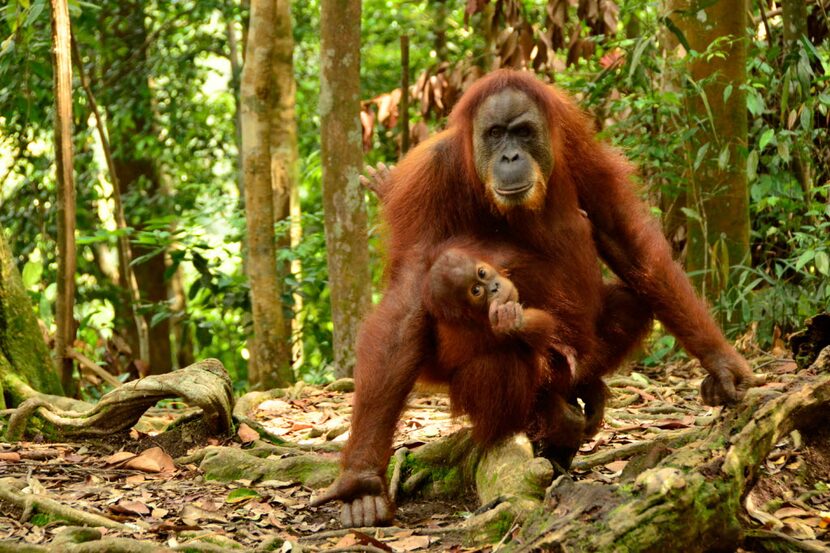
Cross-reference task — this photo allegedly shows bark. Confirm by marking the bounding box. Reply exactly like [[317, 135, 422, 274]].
[[50, 0, 77, 395], [320, 0, 371, 378], [241, 0, 293, 388], [0, 231, 63, 405], [678, 0, 750, 299], [100, 0, 172, 375], [271, 0, 302, 369]]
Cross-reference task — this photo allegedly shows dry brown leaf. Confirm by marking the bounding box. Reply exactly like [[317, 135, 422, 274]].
[[258, 399, 291, 413], [125, 474, 146, 485], [0, 452, 21, 462], [333, 533, 358, 548], [387, 535, 431, 551], [237, 423, 260, 444], [774, 507, 811, 519], [605, 460, 628, 473], [104, 451, 137, 465], [111, 499, 150, 516], [125, 447, 175, 474]]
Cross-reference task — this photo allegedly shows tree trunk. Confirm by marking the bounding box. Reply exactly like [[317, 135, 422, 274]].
[[241, 0, 294, 389], [50, 0, 77, 396], [679, 0, 750, 299], [320, 0, 371, 378], [0, 230, 63, 406], [100, 0, 172, 375], [271, 0, 302, 370]]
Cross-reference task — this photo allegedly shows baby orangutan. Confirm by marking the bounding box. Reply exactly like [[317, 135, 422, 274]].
[[422, 244, 585, 460]]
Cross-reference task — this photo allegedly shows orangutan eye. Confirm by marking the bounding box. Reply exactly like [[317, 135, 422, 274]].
[[471, 285, 483, 297], [513, 124, 532, 138], [489, 126, 505, 139], [477, 267, 487, 279]]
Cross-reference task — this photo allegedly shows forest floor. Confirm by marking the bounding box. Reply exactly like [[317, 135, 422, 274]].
[[1, 353, 829, 552]]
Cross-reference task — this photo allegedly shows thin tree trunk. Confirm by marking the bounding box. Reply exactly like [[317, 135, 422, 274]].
[[241, 0, 293, 389], [320, 0, 371, 378], [679, 0, 750, 299], [50, 0, 77, 395], [72, 39, 151, 367], [271, 0, 299, 370]]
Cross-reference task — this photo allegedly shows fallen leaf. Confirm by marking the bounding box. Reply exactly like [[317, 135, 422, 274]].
[[125, 447, 175, 473], [259, 399, 291, 413], [111, 499, 150, 516], [226, 488, 261, 504], [774, 507, 810, 519], [333, 534, 358, 548], [387, 535, 431, 551], [0, 452, 21, 462], [237, 423, 260, 443], [605, 460, 628, 473], [104, 451, 137, 465]]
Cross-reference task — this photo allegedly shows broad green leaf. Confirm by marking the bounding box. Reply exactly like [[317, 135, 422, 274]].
[[815, 251, 830, 276], [758, 129, 774, 151], [800, 107, 812, 131], [795, 249, 816, 271], [21, 260, 42, 289], [747, 149, 759, 181]]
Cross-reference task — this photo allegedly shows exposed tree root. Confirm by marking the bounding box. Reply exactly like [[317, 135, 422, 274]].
[[0, 478, 128, 531], [509, 346, 830, 552], [5, 359, 233, 441]]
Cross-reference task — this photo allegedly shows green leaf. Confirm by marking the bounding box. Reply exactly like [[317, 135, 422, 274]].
[[815, 251, 830, 276], [746, 91, 764, 116], [758, 129, 774, 151], [747, 149, 759, 181], [694, 143, 710, 170], [722, 84, 732, 103], [21, 260, 42, 289], [800, 107, 812, 131], [795, 250, 816, 271], [717, 145, 730, 170], [681, 207, 702, 222], [226, 488, 260, 503]]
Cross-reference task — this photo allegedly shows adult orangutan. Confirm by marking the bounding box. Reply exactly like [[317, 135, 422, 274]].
[[420, 241, 582, 453], [311, 69, 759, 527]]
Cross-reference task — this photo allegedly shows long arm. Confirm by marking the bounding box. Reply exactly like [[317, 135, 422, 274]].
[[576, 143, 758, 404], [310, 266, 430, 526]]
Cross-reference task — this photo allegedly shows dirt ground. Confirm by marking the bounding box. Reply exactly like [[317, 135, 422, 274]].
[[1, 356, 829, 551]]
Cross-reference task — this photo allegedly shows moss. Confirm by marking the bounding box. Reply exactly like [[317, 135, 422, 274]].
[[478, 509, 517, 545], [29, 513, 54, 526]]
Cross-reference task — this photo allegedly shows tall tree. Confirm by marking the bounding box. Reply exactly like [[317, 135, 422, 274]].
[[320, 0, 371, 378], [272, 0, 303, 367], [50, 0, 77, 394], [678, 0, 750, 298], [99, 0, 173, 375], [0, 229, 64, 404], [241, 0, 294, 388]]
